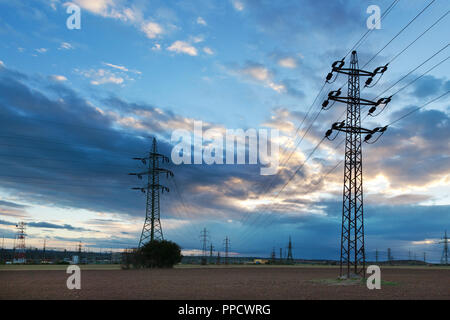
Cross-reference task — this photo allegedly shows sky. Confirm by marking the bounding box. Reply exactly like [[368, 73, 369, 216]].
[[0, 0, 449, 262]]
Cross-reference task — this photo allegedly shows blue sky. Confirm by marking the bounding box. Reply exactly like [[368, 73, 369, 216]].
[[0, 0, 449, 262]]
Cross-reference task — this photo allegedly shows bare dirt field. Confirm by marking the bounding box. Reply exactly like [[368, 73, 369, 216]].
[[0, 266, 449, 300]]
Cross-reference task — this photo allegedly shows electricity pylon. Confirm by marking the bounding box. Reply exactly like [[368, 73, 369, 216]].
[[387, 248, 393, 264], [223, 237, 230, 265], [209, 243, 214, 264], [324, 51, 390, 278], [286, 236, 294, 264], [440, 230, 449, 265], [270, 247, 276, 264], [13, 222, 26, 263], [200, 228, 209, 265], [130, 138, 173, 247]]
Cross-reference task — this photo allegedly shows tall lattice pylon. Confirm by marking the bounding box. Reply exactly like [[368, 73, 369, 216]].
[[441, 230, 449, 265], [324, 51, 390, 278], [286, 236, 294, 263], [13, 222, 26, 263], [130, 138, 173, 248]]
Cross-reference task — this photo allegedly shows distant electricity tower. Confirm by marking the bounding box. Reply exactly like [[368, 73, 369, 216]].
[[286, 236, 294, 264], [13, 222, 26, 263], [324, 50, 390, 278], [130, 138, 174, 248], [223, 237, 230, 265], [200, 228, 209, 265], [440, 230, 449, 265]]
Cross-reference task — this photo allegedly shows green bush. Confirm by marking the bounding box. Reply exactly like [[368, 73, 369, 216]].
[[126, 240, 182, 269]]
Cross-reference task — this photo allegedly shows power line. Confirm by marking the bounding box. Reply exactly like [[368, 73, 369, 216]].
[[344, 0, 401, 58], [387, 10, 449, 65], [387, 90, 449, 126], [375, 44, 449, 99], [362, 0, 437, 67]]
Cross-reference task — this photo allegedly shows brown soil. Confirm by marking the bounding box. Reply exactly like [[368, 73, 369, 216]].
[[0, 266, 448, 300]]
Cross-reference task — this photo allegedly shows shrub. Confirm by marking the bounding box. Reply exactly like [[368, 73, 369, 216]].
[[123, 240, 182, 269]]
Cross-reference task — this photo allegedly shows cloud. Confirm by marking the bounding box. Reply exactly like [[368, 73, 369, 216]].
[[197, 16, 207, 26], [411, 75, 450, 98], [278, 57, 298, 69], [102, 62, 141, 74], [0, 61, 4, 68], [76, 68, 125, 85], [233, 62, 286, 93], [72, 0, 165, 40], [50, 75, 67, 82], [203, 47, 214, 55], [152, 43, 161, 51], [58, 42, 73, 50], [35, 48, 48, 54], [231, 0, 245, 11], [140, 21, 164, 39], [167, 41, 198, 56], [26, 221, 95, 232]]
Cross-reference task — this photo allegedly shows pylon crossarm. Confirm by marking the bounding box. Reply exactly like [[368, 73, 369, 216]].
[[328, 96, 381, 106], [131, 168, 174, 177]]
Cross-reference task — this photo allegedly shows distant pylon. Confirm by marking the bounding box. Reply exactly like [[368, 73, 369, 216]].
[[209, 243, 214, 264], [223, 237, 230, 265], [13, 222, 26, 263], [130, 138, 174, 247], [271, 247, 276, 264], [200, 228, 209, 265], [42, 239, 46, 261], [216, 251, 221, 265], [440, 230, 449, 265], [387, 248, 393, 263], [279, 248, 283, 264], [375, 249, 379, 263], [286, 236, 294, 263]]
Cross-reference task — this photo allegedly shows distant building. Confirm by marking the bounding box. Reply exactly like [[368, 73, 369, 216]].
[[253, 259, 269, 265]]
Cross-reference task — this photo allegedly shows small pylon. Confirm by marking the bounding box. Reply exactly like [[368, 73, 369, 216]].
[[440, 230, 449, 265], [286, 236, 294, 264]]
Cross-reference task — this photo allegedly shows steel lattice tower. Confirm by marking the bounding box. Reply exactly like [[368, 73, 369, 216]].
[[130, 138, 173, 248], [341, 51, 365, 278], [200, 228, 208, 265], [286, 236, 294, 263], [324, 51, 390, 278], [224, 237, 230, 265], [441, 230, 449, 265], [14, 222, 26, 263]]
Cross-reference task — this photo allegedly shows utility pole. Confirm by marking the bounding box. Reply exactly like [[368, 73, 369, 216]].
[[440, 230, 449, 265], [324, 51, 390, 279], [375, 249, 379, 263], [209, 243, 214, 264], [200, 228, 209, 265], [423, 252, 426, 263], [279, 248, 283, 264], [408, 249, 411, 260], [42, 239, 46, 263], [387, 248, 393, 264], [216, 251, 221, 265], [1, 236, 4, 263], [130, 138, 174, 247], [271, 247, 276, 264], [286, 236, 294, 264], [223, 237, 230, 265]]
